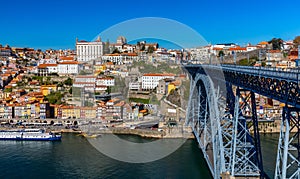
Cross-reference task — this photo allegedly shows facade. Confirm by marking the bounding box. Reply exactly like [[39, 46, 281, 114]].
[[142, 73, 175, 90], [96, 77, 115, 86], [57, 61, 79, 74], [101, 53, 138, 65], [266, 50, 284, 67], [129, 82, 140, 90], [76, 37, 104, 62], [74, 75, 96, 83]]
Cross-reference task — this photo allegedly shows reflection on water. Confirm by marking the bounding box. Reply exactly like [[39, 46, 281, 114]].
[[0, 133, 212, 178], [0, 133, 281, 178], [260, 133, 279, 178]]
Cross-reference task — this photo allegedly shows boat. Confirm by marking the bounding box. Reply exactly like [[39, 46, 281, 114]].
[[0, 129, 62, 141]]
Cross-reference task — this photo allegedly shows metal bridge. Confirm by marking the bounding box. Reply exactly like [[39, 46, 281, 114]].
[[184, 64, 300, 179]]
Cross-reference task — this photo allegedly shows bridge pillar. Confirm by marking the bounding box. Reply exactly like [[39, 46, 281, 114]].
[[230, 88, 261, 177], [275, 107, 300, 179]]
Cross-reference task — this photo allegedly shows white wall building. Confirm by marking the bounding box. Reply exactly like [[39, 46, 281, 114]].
[[142, 73, 175, 90], [246, 46, 258, 52], [96, 77, 115, 86], [74, 75, 96, 83], [57, 61, 79, 75], [76, 37, 104, 62], [129, 82, 140, 90]]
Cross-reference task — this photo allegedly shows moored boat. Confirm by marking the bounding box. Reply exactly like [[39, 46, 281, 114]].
[[0, 129, 62, 141]]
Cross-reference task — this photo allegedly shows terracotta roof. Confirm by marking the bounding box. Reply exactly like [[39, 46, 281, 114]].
[[259, 41, 269, 45], [212, 47, 223, 50], [59, 61, 78, 65], [122, 53, 138, 56], [38, 64, 57, 68], [268, 50, 281, 53], [143, 73, 175, 77], [75, 75, 95, 78], [97, 77, 114, 80], [229, 47, 247, 51], [60, 56, 74, 60]]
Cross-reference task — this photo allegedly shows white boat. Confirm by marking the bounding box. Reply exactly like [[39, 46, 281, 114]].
[[0, 129, 62, 141]]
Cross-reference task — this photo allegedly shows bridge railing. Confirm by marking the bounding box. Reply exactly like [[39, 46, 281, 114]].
[[219, 64, 300, 82]]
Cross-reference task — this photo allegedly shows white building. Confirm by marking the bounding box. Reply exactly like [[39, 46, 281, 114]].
[[246, 45, 258, 52], [74, 75, 96, 83], [142, 73, 175, 90], [73, 82, 95, 89], [57, 61, 79, 75], [37, 64, 58, 76], [76, 37, 104, 62], [101, 53, 138, 65], [129, 82, 140, 90], [96, 77, 115, 86]]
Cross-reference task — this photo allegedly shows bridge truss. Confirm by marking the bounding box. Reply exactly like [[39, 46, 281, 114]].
[[185, 64, 300, 178]]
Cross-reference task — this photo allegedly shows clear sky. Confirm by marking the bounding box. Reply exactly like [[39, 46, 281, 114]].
[[1, 0, 300, 50]]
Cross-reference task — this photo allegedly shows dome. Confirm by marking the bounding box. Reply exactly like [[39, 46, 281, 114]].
[[117, 36, 127, 44]]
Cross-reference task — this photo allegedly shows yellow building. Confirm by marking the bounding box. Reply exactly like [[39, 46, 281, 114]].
[[94, 64, 106, 74], [81, 107, 97, 119], [40, 85, 57, 96], [61, 106, 80, 119], [168, 83, 176, 94], [167, 80, 181, 94]]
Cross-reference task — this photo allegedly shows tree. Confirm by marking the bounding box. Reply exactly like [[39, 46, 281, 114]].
[[64, 77, 73, 86], [268, 38, 283, 50], [293, 36, 300, 47], [4, 88, 12, 92], [147, 46, 155, 54], [141, 44, 145, 51], [112, 48, 120, 54], [218, 50, 225, 57]]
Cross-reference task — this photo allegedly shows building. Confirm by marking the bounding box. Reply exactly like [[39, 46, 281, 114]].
[[40, 85, 57, 96], [142, 73, 175, 90], [129, 82, 140, 91], [266, 50, 284, 67], [80, 107, 97, 119], [57, 61, 79, 75], [96, 77, 115, 86], [37, 64, 58, 76], [76, 37, 104, 62], [156, 78, 175, 95], [101, 53, 138, 65]]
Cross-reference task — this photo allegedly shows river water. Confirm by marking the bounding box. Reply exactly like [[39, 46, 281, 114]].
[[0, 133, 279, 178]]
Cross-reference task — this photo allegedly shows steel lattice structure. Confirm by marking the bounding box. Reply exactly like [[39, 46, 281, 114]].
[[184, 64, 300, 179]]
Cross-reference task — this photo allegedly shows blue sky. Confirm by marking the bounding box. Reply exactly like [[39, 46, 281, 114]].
[[1, 0, 300, 50]]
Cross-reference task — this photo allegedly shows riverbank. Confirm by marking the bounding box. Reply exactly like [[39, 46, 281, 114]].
[[79, 126, 195, 139]]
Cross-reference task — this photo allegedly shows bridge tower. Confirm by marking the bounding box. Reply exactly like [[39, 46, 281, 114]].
[[275, 107, 300, 178], [186, 72, 262, 178]]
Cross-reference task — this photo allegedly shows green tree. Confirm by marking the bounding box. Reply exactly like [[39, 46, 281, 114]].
[[293, 36, 300, 47], [44, 91, 64, 104], [4, 88, 12, 92], [147, 46, 155, 54], [64, 77, 73, 86], [79, 70, 88, 75], [141, 44, 145, 51], [268, 38, 283, 50], [218, 50, 225, 57], [112, 48, 120, 54]]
